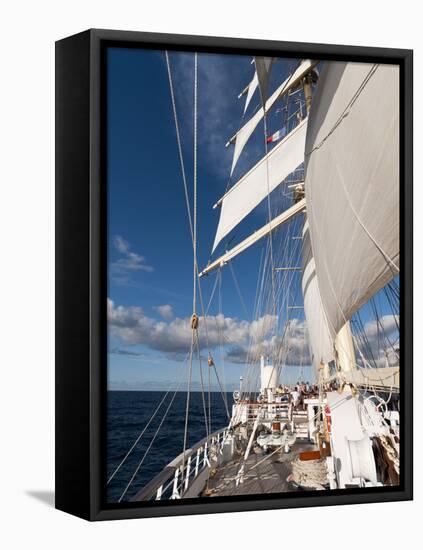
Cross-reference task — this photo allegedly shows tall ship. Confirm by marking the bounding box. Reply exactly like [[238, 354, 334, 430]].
[[108, 53, 400, 502]]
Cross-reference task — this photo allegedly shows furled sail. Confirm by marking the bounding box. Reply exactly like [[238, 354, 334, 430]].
[[304, 62, 399, 338], [213, 118, 308, 252], [229, 59, 317, 175], [302, 220, 335, 368]]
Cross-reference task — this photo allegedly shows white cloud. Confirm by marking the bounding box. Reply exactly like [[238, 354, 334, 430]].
[[113, 235, 130, 254], [363, 314, 398, 340], [283, 318, 312, 366], [225, 318, 310, 366], [111, 235, 153, 284], [355, 314, 399, 368], [153, 304, 174, 320], [108, 298, 279, 361], [108, 298, 309, 366]]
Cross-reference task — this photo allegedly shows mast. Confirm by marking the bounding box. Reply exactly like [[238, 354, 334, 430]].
[[202, 60, 322, 389], [300, 64, 333, 385], [302, 72, 313, 114]]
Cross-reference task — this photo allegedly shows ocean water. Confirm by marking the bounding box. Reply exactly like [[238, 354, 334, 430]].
[[107, 391, 233, 503]]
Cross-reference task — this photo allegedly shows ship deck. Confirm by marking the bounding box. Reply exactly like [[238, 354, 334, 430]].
[[204, 439, 317, 497]]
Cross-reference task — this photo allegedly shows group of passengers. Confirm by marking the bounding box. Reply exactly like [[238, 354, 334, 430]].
[[274, 382, 319, 411]]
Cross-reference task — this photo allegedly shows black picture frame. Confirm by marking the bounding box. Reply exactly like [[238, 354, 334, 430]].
[[55, 28, 413, 521]]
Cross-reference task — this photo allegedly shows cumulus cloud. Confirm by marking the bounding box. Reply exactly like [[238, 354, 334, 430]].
[[111, 235, 153, 284], [363, 315, 398, 340], [108, 298, 309, 366], [356, 314, 400, 367], [108, 298, 277, 360], [153, 304, 174, 320], [283, 318, 312, 366], [225, 318, 310, 366]]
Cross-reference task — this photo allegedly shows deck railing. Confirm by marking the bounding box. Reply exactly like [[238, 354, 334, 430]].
[[232, 401, 292, 424], [232, 399, 320, 440], [131, 399, 320, 502], [131, 427, 230, 502]]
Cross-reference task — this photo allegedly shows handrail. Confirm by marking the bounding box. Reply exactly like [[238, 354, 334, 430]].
[[131, 426, 229, 502], [131, 399, 322, 501], [131, 466, 176, 501]]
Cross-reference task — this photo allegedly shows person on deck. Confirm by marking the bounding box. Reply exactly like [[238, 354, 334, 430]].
[[290, 387, 301, 411]]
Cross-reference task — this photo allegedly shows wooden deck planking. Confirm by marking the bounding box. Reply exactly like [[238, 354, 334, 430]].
[[206, 441, 317, 497]]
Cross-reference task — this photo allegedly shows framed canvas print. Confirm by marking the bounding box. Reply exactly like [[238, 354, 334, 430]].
[[55, 29, 413, 521]]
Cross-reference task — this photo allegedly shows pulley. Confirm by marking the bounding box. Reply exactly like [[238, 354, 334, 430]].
[[191, 313, 199, 330]]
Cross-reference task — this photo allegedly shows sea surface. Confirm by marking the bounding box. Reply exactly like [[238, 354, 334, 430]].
[[107, 391, 233, 503]]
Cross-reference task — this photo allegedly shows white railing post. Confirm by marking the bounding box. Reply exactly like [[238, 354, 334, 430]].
[[307, 402, 315, 442], [184, 455, 192, 491], [204, 442, 211, 467], [156, 485, 163, 500], [171, 468, 180, 499], [195, 448, 201, 476]]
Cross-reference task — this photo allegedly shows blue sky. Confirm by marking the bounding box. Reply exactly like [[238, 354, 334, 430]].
[[106, 47, 399, 391], [106, 47, 311, 390]]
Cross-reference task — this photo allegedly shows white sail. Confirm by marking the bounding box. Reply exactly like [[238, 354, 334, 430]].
[[200, 199, 305, 277], [305, 62, 399, 337], [343, 366, 400, 391], [254, 57, 275, 104], [302, 220, 335, 368], [213, 118, 308, 252], [243, 72, 258, 114], [230, 60, 317, 175]]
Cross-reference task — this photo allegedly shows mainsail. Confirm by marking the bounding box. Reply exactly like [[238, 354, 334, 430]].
[[213, 118, 308, 252], [304, 62, 400, 339], [301, 220, 334, 368], [229, 59, 317, 175]]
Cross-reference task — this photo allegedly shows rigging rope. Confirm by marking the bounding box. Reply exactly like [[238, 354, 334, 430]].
[[193, 52, 198, 317], [229, 261, 249, 319], [263, 110, 278, 332], [165, 51, 194, 242], [195, 330, 210, 440], [182, 52, 199, 472], [166, 50, 229, 429], [118, 381, 182, 502], [107, 385, 175, 485]]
